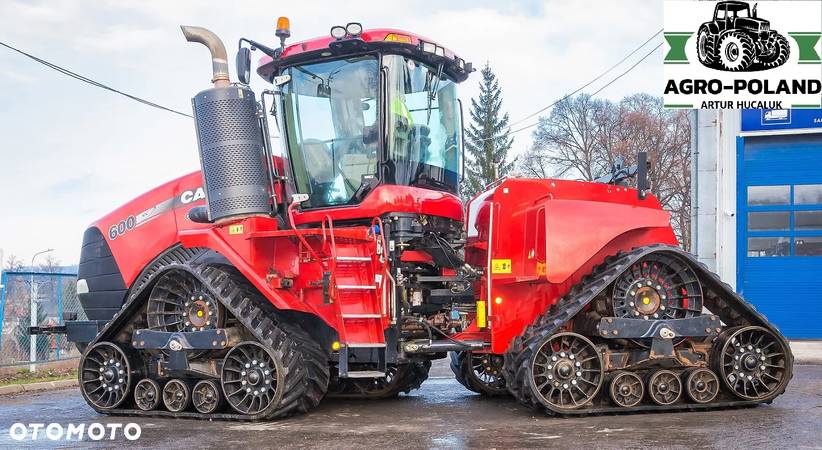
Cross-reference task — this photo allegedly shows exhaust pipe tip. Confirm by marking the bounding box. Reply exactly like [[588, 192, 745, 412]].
[[181, 25, 230, 87]]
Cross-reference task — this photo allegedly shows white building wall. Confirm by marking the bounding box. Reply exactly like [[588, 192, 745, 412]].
[[691, 110, 740, 289]]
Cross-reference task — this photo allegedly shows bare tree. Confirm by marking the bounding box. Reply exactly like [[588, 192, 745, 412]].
[[39, 254, 62, 273], [529, 95, 606, 181], [5, 254, 24, 271], [518, 93, 692, 249]]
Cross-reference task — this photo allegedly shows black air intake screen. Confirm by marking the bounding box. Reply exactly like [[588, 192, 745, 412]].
[[192, 86, 270, 221]]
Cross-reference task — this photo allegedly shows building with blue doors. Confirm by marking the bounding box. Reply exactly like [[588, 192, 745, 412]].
[[692, 109, 822, 339]]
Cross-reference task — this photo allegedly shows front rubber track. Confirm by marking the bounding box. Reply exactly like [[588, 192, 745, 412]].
[[79, 247, 329, 421]]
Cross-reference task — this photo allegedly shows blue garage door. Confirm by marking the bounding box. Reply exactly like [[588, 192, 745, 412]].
[[738, 134, 822, 338]]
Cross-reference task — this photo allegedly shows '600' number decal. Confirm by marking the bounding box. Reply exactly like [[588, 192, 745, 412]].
[[109, 216, 136, 240]]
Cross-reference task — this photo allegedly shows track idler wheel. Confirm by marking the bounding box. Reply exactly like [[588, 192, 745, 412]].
[[79, 341, 134, 410], [162, 379, 191, 412], [647, 370, 682, 405], [221, 342, 281, 415], [529, 332, 604, 411], [713, 326, 791, 401], [684, 368, 720, 404], [609, 371, 644, 407], [134, 378, 162, 411], [193, 379, 223, 414]]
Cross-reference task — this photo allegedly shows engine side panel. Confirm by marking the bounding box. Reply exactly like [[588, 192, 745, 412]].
[[466, 178, 679, 353]]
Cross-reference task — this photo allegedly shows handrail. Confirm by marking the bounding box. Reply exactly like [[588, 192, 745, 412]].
[[370, 217, 390, 318], [287, 200, 327, 269]]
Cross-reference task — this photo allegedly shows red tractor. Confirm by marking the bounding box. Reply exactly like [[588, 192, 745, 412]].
[[55, 19, 791, 419]]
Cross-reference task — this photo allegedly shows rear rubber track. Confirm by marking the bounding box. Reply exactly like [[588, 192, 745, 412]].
[[503, 244, 794, 415]]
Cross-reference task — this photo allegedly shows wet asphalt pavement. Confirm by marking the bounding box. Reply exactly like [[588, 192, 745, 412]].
[[0, 362, 820, 450]]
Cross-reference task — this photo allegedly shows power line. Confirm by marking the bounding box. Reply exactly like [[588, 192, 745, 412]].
[[507, 28, 663, 129], [588, 42, 663, 98], [0, 41, 192, 118], [472, 40, 663, 143]]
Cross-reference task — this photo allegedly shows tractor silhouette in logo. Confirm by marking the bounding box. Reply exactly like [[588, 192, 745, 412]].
[[696, 1, 789, 71]]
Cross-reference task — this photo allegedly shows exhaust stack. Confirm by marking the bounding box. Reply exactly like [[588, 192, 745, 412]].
[[181, 25, 230, 87], [182, 26, 271, 223]]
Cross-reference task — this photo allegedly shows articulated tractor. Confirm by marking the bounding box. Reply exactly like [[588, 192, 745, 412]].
[[54, 19, 791, 419]]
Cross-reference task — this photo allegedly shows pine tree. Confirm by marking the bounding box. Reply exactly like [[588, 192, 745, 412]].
[[462, 63, 515, 199]]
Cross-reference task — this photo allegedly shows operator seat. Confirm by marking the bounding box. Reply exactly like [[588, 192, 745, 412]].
[[301, 138, 335, 203]]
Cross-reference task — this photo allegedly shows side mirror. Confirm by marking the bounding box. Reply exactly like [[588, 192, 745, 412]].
[[637, 151, 650, 200], [236, 47, 252, 85], [752, 3, 758, 18]]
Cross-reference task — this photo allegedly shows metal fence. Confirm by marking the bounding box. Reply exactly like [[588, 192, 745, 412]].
[[0, 271, 85, 367]]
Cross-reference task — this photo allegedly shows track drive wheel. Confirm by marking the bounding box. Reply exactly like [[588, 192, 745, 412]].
[[147, 270, 223, 333], [79, 342, 134, 410], [450, 351, 507, 396], [134, 378, 162, 411], [609, 371, 644, 408], [163, 379, 191, 412], [713, 326, 791, 401]]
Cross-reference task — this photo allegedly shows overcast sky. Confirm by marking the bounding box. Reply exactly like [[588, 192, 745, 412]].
[[0, 0, 663, 266]]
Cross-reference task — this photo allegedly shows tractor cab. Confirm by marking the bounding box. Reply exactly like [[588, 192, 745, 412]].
[[711, 1, 769, 33], [253, 22, 472, 215]]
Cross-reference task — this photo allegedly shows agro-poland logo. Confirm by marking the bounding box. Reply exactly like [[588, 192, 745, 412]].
[[696, 1, 789, 71]]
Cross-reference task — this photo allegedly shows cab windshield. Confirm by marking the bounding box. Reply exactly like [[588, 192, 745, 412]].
[[282, 56, 379, 208], [281, 53, 461, 208], [385, 55, 461, 193]]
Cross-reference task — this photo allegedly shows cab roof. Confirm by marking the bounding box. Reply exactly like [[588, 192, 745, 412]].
[[718, 1, 750, 11], [256, 28, 472, 83]]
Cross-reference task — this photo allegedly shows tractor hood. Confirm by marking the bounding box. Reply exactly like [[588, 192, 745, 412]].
[[736, 17, 770, 32]]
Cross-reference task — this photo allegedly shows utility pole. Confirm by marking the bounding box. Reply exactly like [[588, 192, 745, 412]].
[[29, 248, 53, 372]]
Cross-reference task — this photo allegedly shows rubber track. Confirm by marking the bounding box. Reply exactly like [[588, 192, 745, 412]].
[[503, 244, 794, 415], [326, 361, 431, 399], [80, 247, 329, 421]]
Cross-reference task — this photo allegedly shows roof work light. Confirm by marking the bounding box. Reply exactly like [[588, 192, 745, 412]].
[[345, 22, 363, 37], [330, 25, 347, 40]]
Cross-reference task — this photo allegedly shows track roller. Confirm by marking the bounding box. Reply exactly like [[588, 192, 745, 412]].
[[647, 370, 682, 405], [163, 379, 191, 412], [134, 378, 162, 411], [609, 371, 644, 407], [193, 379, 223, 414], [79, 341, 134, 410], [684, 368, 719, 404]]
